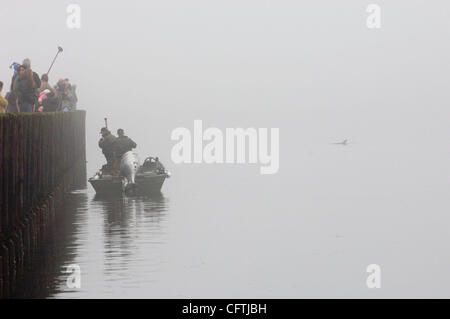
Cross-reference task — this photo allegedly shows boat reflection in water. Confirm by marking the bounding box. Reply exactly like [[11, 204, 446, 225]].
[[81, 192, 169, 296]]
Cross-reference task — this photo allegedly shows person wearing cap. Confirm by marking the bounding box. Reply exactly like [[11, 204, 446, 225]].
[[98, 128, 117, 173], [115, 128, 137, 159]]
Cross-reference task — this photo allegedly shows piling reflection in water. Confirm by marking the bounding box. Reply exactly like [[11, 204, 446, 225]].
[[10, 190, 88, 298], [8, 189, 168, 298]]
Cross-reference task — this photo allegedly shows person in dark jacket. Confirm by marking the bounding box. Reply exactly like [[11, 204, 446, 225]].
[[5, 92, 19, 113], [13, 65, 36, 112], [115, 128, 137, 159], [98, 127, 117, 173], [42, 91, 59, 112], [22, 58, 41, 89], [98, 127, 117, 172]]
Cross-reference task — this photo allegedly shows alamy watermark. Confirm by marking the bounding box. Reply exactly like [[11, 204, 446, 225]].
[[366, 264, 381, 288], [170, 120, 279, 175], [65, 4, 381, 30], [66, 264, 81, 289], [366, 4, 381, 29], [66, 4, 81, 29]]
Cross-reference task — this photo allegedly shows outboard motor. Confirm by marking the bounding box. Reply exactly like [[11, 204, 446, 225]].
[[120, 151, 139, 193], [142, 156, 171, 177]]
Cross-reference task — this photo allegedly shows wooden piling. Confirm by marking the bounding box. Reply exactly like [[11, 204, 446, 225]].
[[0, 111, 86, 298]]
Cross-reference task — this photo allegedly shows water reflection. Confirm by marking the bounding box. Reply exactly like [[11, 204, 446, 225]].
[[9, 188, 169, 298], [92, 193, 168, 279], [10, 190, 88, 298]]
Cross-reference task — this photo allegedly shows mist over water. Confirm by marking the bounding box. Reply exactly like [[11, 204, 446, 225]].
[[2, 1, 450, 297]]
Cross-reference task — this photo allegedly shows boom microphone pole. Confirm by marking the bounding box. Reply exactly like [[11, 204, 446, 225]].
[[47, 46, 63, 75]]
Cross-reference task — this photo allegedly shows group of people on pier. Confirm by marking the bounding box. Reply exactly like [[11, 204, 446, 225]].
[[0, 58, 77, 113]]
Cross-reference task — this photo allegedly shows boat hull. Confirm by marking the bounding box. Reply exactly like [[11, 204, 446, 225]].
[[89, 155, 170, 196], [89, 172, 167, 195], [89, 175, 123, 195], [135, 173, 166, 194]]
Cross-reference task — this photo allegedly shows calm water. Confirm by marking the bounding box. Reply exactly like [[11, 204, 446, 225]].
[[13, 103, 450, 298]]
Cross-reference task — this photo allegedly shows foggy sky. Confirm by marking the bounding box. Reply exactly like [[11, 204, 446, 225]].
[[2, 1, 450, 162]]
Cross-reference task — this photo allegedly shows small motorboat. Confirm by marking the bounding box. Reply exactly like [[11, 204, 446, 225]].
[[89, 152, 170, 195]]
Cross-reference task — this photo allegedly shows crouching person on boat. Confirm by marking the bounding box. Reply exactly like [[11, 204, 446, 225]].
[[115, 128, 137, 159], [98, 127, 117, 174]]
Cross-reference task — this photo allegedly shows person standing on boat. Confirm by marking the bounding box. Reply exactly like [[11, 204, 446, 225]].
[[98, 127, 117, 174], [115, 128, 137, 159]]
